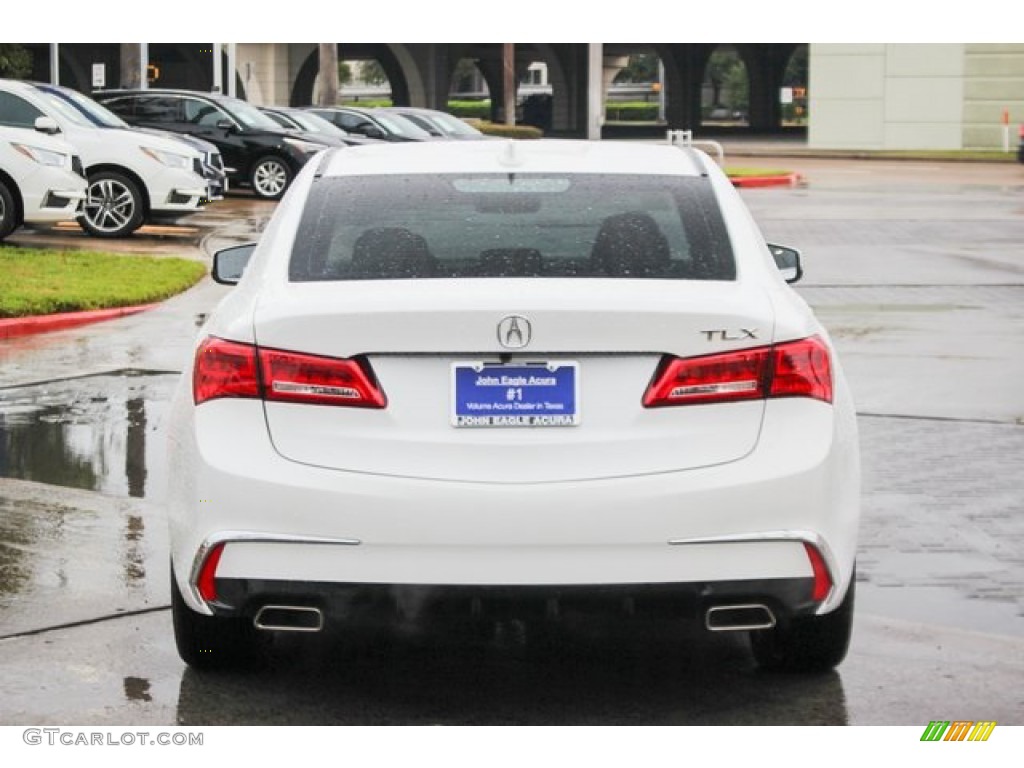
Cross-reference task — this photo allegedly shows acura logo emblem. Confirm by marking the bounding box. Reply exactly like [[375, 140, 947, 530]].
[[497, 315, 531, 349]]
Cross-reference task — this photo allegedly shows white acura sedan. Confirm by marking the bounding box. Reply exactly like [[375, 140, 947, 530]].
[[168, 139, 860, 673]]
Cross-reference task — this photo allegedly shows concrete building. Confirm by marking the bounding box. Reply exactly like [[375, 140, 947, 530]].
[[13, 43, 1024, 149], [809, 43, 1024, 150]]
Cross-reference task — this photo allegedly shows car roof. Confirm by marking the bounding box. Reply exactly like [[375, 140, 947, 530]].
[[0, 78, 36, 94], [383, 107, 442, 115], [97, 88, 227, 102], [308, 105, 372, 114], [318, 140, 707, 178]]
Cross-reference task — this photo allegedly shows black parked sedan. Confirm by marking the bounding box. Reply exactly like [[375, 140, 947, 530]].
[[96, 89, 333, 199]]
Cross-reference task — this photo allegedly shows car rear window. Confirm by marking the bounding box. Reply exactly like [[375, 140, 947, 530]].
[[289, 173, 735, 282]]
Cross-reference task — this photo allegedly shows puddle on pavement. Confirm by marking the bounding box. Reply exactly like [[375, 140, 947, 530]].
[[0, 370, 179, 500]]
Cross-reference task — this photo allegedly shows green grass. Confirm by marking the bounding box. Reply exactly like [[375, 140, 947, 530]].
[[0, 246, 206, 318], [341, 99, 392, 108]]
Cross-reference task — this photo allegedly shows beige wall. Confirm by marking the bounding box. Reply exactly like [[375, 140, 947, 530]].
[[962, 44, 1024, 148], [234, 43, 313, 106], [810, 43, 1022, 150]]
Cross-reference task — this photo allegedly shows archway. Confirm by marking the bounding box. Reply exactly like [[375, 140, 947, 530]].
[[701, 45, 749, 128], [605, 47, 665, 131], [781, 44, 809, 128], [291, 44, 416, 107]]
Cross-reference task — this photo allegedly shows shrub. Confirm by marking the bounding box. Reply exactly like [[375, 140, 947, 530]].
[[448, 100, 492, 119], [604, 101, 660, 121], [467, 120, 543, 139]]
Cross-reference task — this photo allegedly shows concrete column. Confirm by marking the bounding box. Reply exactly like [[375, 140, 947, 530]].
[[503, 43, 516, 126], [120, 43, 141, 89], [587, 42, 603, 139], [50, 44, 59, 85], [227, 43, 237, 97], [212, 43, 222, 93], [318, 43, 339, 106]]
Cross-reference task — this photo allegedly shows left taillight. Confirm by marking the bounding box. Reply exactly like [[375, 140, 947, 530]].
[[193, 337, 260, 404], [193, 336, 386, 408], [643, 336, 832, 408], [260, 347, 386, 408]]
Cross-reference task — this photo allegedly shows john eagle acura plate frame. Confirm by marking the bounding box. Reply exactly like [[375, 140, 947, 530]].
[[450, 361, 580, 428]]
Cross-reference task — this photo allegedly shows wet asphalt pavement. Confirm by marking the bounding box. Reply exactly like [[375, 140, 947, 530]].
[[0, 160, 1022, 725]]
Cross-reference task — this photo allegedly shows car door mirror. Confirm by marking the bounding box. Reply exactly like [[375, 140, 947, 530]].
[[34, 116, 60, 135], [768, 244, 803, 284], [212, 244, 256, 285], [357, 124, 385, 140], [215, 119, 235, 132]]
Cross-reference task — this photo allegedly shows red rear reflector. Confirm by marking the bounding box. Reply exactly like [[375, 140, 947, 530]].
[[196, 542, 226, 603], [260, 348, 386, 408], [803, 542, 833, 602], [643, 336, 832, 408], [192, 336, 386, 408], [193, 337, 260, 404], [769, 336, 833, 403]]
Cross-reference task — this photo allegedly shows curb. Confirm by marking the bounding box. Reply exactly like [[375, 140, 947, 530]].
[[0, 304, 159, 340], [730, 173, 803, 188]]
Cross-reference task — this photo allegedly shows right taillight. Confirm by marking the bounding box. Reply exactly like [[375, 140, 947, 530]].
[[192, 336, 386, 408], [643, 336, 832, 408]]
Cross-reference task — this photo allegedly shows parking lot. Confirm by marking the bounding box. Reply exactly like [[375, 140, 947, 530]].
[[0, 156, 1022, 725]]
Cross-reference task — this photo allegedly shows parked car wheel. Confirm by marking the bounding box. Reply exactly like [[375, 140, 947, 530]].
[[171, 565, 266, 670], [80, 171, 144, 238], [250, 156, 292, 200], [0, 179, 17, 240], [749, 572, 855, 673]]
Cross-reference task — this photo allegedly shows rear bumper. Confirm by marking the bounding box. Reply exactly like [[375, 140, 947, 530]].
[[168, 386, 860, 618], [209, 575, 822, 627]]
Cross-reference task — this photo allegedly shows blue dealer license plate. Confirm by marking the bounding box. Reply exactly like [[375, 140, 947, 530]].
[[451, 362, 580, 427]]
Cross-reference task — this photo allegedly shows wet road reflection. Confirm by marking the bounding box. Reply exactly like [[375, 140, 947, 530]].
[[175, 621, 849, 725], [0, 370, 178, 501]]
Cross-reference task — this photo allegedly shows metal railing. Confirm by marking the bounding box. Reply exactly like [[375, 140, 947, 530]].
[[666, 129, 725, 166]]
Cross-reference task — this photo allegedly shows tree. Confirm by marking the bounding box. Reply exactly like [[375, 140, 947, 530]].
[[338, 61, 352, 86], [704, 47, 747, 112], [451, 58, 481, 93], [783, 45, 808, 88], [0, 44, 31, 78], [359, 60, 389, 86], [614, 53, 658, 84]]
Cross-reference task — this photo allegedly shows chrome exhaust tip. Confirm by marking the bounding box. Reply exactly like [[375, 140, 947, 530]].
[[254, 605, 324, 632], [705, 604, 776, 632]]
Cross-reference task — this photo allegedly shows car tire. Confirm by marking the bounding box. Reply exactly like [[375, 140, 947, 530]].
[[171, 565, 267, 670], [250, 156, 292, 200], [80, 171, 144, 238], [0, 179, 17, 241], [749, 572, 855, 673]]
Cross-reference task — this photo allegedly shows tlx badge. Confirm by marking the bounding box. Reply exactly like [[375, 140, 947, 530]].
[[701, 329, 759, 342]]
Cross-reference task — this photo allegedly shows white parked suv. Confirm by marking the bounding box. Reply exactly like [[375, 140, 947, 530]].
[[0, 119, 87, 241], [169, 139, 860, 673], [0, 79, 213, 238]]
